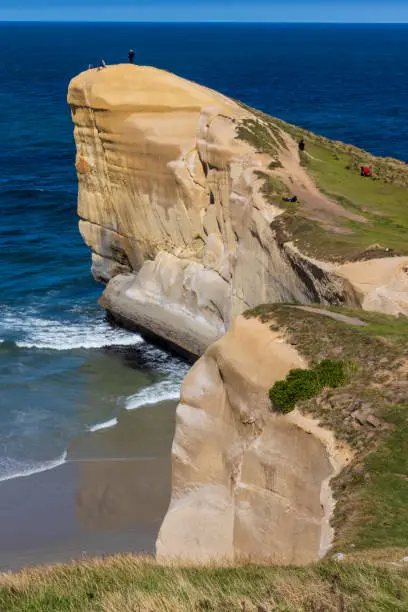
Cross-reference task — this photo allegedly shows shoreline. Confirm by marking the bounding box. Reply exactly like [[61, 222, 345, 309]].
[[0, 398, 178, 572], [0, 456, 171, 572]]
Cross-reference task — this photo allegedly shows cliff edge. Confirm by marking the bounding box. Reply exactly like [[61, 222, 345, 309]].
[[68, 64, 408, 356]]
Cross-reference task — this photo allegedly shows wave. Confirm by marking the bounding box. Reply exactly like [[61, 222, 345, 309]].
[[126, 378, 182, 411], [124, 343, 190, 410], [0, 451, 67, 483], [0, 307, 143, 351], [88, 417, 118, 432]]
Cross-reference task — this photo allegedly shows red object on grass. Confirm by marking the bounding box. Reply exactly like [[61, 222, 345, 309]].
[[361, 166, 372, 177]]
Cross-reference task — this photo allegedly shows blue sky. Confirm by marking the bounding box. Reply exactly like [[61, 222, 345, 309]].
[[1, 1, 408, 22]]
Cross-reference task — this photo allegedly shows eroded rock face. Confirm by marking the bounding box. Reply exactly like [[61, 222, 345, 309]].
[[156, 316, 349, 564], [68, 64, 368, 355]]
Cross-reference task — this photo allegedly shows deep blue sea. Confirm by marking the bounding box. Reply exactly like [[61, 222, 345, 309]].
[[1, 23, 408, 482]]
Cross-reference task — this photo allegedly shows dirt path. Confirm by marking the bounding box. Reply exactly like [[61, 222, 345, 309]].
[[275, 131, 367, 227], [293, 305, 368, 327]]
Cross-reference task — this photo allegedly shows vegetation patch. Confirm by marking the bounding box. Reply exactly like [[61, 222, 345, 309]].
[[254, 170, 297, 211], [275, 121, 408, 260], [270, 359, 350, 413], [236, 116, 284, 171]]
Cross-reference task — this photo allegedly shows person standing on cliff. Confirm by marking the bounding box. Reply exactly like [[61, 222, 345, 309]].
[[128, 49, 135, 63]]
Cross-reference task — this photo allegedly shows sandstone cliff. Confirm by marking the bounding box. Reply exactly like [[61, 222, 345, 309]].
[[156, 302, 408, 564], [68, 64, 408, 356], [156, 315, 351, 564]]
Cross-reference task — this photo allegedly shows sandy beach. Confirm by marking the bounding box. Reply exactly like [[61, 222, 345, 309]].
[[0, 400, 177, 571]]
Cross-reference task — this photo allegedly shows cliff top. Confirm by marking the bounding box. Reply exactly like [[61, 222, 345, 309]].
[[68, 63, 243, 115], [236, 107, 408, 262]]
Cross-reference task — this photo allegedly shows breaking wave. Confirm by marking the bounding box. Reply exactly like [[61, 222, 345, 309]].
[[0, 452, 67, 483], [0, 306, 143, 350], [88, 417, 118, 432], [125, 378, 182, 410]]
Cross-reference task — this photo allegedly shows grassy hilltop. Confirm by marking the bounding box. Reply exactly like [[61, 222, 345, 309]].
[[237, 104, 408, 262]]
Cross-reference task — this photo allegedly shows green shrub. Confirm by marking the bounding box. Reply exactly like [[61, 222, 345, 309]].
[[315, 359, 349, 388], [269, 360, 349, 414]]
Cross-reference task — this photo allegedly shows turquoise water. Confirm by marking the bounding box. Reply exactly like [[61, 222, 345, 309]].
[[1, 22, 407, 481]]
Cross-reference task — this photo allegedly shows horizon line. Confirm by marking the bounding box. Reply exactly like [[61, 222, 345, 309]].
[[1, 19, 408, 25]]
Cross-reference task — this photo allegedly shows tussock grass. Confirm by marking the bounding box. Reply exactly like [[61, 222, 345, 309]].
[[1, 555, 408, 611]]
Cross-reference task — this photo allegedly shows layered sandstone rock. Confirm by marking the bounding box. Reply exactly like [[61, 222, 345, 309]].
[[67, 64, 408, 356], [156, 316, 351, 564], [68, 65, 407, 564]]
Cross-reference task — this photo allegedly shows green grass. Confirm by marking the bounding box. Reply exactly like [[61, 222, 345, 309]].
[[236, 117, 281, 162], [273, 139, 408, 261], [245, 304, 408, 553], [298, 142, 408, 257], [236, 103, 408, 261], [1, 555, 408, 611], [277, 119, 408, 189], [340, 406, 408, 551]]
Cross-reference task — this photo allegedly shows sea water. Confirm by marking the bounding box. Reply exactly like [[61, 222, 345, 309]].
[[1, 22, 407, 482]]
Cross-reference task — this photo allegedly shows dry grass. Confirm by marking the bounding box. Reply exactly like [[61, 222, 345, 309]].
[[1, 554, 408, 611]]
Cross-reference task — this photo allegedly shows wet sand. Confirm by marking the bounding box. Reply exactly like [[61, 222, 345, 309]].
[[0, 400, 177, 571]]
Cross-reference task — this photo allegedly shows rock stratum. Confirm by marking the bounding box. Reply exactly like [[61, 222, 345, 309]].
[[68, 64, 408, 357]]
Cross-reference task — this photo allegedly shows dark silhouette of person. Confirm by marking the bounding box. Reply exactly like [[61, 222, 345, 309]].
[[128, 49, 135, 63], [299, 139, 305, 152]]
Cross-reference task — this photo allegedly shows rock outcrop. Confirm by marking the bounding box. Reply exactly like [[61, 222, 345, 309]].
[[156, 315, 351, 564], [68, 64, 408, 356]]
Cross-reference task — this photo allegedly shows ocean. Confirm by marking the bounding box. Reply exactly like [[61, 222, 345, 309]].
[[0, 22, 407, 567]]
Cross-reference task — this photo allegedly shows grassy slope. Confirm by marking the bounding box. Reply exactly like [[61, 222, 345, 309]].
[[1, 555, 408, 611], [245, 304, 408, 554], [236, 107, 408, 262]]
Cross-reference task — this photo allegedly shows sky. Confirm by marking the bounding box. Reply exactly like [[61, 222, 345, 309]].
[[1, 0, 408, 23]]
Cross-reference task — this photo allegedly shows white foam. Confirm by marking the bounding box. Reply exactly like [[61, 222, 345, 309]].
[[126, 379, 181, 410], [88, 417, 118, 432], [0, 451, 67, 483], [0, 307, 142, 350]]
